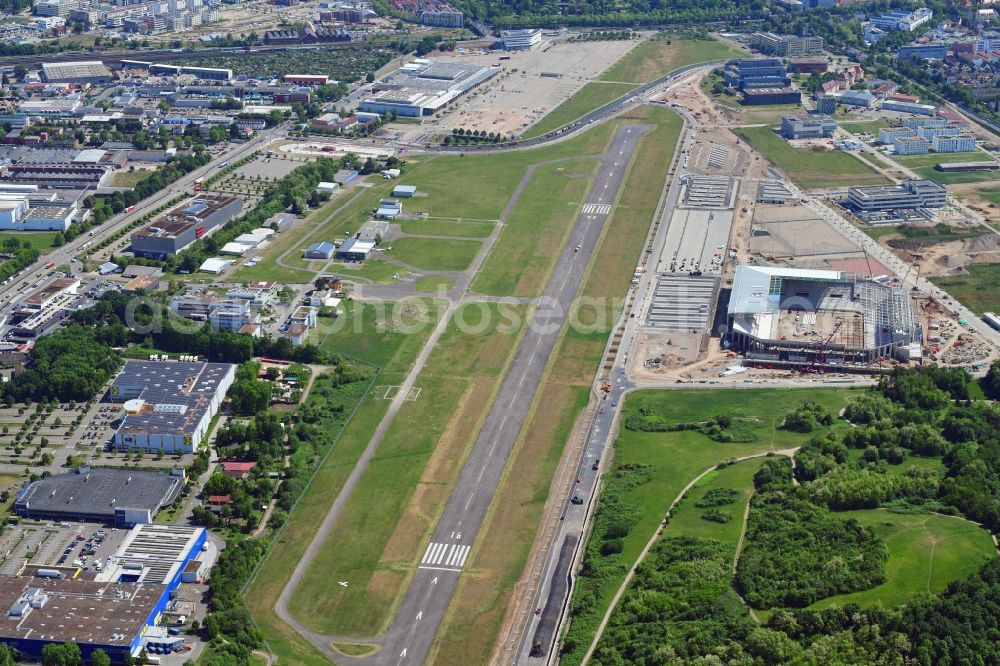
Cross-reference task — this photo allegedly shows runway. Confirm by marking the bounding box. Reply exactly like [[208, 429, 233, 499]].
[[372, 122, 651, 666]]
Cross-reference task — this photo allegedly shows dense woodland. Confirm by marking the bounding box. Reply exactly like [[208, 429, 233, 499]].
[[585, 365, 1000, 664]]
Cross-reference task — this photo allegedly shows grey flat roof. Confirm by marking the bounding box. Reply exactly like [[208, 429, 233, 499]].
[[16, 468, 183, 519]]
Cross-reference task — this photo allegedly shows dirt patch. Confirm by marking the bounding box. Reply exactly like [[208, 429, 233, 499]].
[[899, 235, 1000, 277]]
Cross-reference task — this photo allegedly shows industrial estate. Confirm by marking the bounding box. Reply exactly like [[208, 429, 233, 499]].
[[0, 0, 999, 663]]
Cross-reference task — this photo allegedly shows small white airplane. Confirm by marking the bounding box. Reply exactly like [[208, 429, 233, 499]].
[[339, 581, 349, 587]]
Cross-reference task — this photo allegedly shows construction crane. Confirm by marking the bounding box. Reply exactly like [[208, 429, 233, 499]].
[[812, 320, 843, 371]]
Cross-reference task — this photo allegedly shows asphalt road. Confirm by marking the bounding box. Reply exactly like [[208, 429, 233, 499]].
[[365, 123, 651, 666]]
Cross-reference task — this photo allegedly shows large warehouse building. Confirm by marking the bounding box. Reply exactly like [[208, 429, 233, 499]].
[[726, 266, 920, 368], [131, 195, 242, 259], [110, 359, 236, 453], [0, 525, 206, 662], [14, 467, 185, 526], [359, 60, 500, 117]]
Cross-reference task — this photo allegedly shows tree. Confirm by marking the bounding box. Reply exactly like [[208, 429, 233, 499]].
[[365, 72, 375, 83], [42, 641, 81, 666], [91, 649, 111, 666]]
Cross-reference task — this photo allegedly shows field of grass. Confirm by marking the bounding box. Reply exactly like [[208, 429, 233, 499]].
[[890, 150, 999, 185], [840, 120, 891, 136], [111, 170, 156, 188], [471, 159, 599, 296], [662, 457, 764, 546], [559, 388, 858, 666], [315, 299, 442, 369], [386, 237, 482, 272], [864, 225, 900, 241], [808, 509, 995, 610], [930, 263, 1000, 315], [400, 218, 495, 238], [334, 258, 406, 284], [523, 82, 638, 139], [0, 232, 58, 251], [288, 303, 527, 635], [244, 305, 445, 666], [599, 34, 744, 85], [430, 105, 683, 665], [734, 126, 889, 189]]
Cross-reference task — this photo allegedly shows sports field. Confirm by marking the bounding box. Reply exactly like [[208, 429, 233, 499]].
[[559, 387, 859, 666], [840, 120, 891, 136], [809, 509, 995, 610], [735, 126, 889, 189]]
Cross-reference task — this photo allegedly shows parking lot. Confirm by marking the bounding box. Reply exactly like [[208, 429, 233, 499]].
[[0, 522, 128, 577]]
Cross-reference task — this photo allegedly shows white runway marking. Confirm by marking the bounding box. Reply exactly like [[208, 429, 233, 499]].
[[420, 543, 471, 569], [582, 204, 612, 215]]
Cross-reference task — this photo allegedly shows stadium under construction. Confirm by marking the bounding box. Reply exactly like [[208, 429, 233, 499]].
[[726, 266, 921, 370]]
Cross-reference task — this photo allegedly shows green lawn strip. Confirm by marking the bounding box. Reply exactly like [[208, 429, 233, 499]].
[[523, 82, 638, 139], [840, 120, 891, 135], [317, 298, 443, 370], [979, 189, 1000, 206], [598, 35, 744, 84], [398, 218, 496, 238], [864, 225, 900, 241], [930, 264, 1000, 315], [0, 232, 58, 251], [288, 303, 528, 635], [471, 159, 599, 297], [891, 151, 995, 168], [332, 258, 406, 284], [909, 165, 1000, 185], [559, 388, 857, 666], [808, 509, 995, 610], [385, 237, 482, 272], [734, 126, 889, 189]]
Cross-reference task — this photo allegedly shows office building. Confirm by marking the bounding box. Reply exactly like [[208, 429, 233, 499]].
[[501, 28, 542, 50], [751, 32, 824, 57], [742, 88, 800, 105], [110, 359, 236, 453], [871, 7, 932, 31], [780, 115, 836, 139], [846, 180, 946, 220], [722, 58, 789, 89]]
